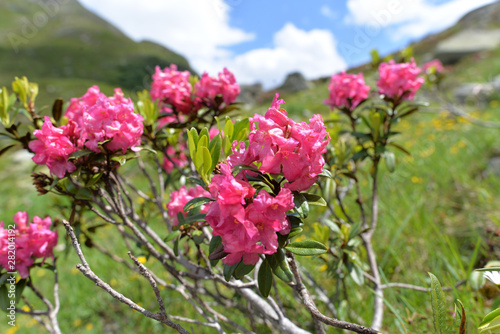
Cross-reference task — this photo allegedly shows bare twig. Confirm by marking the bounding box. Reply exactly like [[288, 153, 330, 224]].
[[62, 220, 190, 334], [288, 254, 378, 334]]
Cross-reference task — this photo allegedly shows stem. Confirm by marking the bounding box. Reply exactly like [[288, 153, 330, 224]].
[[289, 254, 379, 334]]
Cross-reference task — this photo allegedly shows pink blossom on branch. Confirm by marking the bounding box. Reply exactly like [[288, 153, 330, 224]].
[[324, 72, 370, 111], [194, 68, 240, 109], [205, 164, 294, 265], [29, 116, 79, 178], [230, 94, 330, 191], [0, 212, 58, 278], [166, 185, 211, 226], [81, 95, 144, 153], [151, 65, 194, 115], [376, 58, 424, 102]]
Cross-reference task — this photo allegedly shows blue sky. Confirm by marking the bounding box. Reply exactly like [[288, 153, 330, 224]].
[[79, 0, 495, 88]]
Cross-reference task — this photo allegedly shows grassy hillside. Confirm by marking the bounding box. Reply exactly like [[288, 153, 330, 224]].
[[0, 0, 193, 107]]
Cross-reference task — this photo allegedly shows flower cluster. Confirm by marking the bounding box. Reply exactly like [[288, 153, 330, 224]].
[[151, 65, 193, 114], [324, 72, 370, 111], [205, 164, 294, 265], [422, 59, 444, 74], [167, 185, 211, 226], [195, 68, 240, 109], [0, 212, 58, 278], [228, 94, 330, 191], [29, 116, 80, 178], [377, 58, 424, 102], [30, 87, 144, 178], [163, 145, 188, 174], [150, 65, 240, 117]]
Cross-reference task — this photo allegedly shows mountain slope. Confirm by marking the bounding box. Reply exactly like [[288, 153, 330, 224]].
[[0, 0, 193, 105]]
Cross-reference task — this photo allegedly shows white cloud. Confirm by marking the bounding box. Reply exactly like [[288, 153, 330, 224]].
[[345, 0, 496, 40], [78, 0, 254, 74], [320, 5, 338, 20], [223, 23, 347, 88], [77, 1, 347, 88]]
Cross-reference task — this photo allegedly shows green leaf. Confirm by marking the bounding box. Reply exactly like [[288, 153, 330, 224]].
[[191, 230, 205, 245], [302, 193, 327, 207], [164, 230, 181, 242], [348, 263, 364, 286], [0, 87, 10, 125], [199, 128, 210, 144], [224, 263, 238, 282], [187, 128, 198, 162], [258, 259, 273, 298], [173, 237, 180, 256], [234, 262, 255, 280], [383, 151, 396, 173], [224, 116, 234, 140], [69, 149, 94, 160], [288, 227, 303, 240], [476, 267, 500, 272], [479, 308, 500, 332], [293, 193, 309, 219], [75, 188, 92, 200], [182, 213, 206, 225], [267, 249, 293, 283], [15, 279, 27, 304], [389, 142, 411, 156], [0, 283, 8, 313], [428, 272, 447, 334], [232, 118, 250, 142], [285, 240, 328, 256], [208, 134, 221, 172], [195, 146, 212, 181], [183, 197, 214, 213], [469, 270, 485, 290], [209, 236, 222, 254]]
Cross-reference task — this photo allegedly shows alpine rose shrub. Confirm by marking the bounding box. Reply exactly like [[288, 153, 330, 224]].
[[30, 87, 144, 177], [228, 94, 330, 191], [377, 58, 424, 102], [324, 72, 370, 111], [167, 185, 211, 226], [0, 212, 58, 278], [205, 164, 294, 265]]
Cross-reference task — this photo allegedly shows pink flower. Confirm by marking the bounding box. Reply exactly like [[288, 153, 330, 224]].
[[0, 212, 58, 278], [151, 65, 194, 115], [422, 59, 444, 74], [166, 186, 211, 226], [65, 85, 104, 125], [194, 68, 240, 109], [80, 95, 144, 153], [205, 164, 295, 265], [29, 116, 79, 178], [324, 72, 370, 111], [233, 94, 329, 191], [163, 145, 188, 174], [377, 58, 424, 102]]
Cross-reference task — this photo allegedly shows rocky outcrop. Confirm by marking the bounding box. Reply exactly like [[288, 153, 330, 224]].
[[237, 83, 263, 106], [277, 72, 311, 93]]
